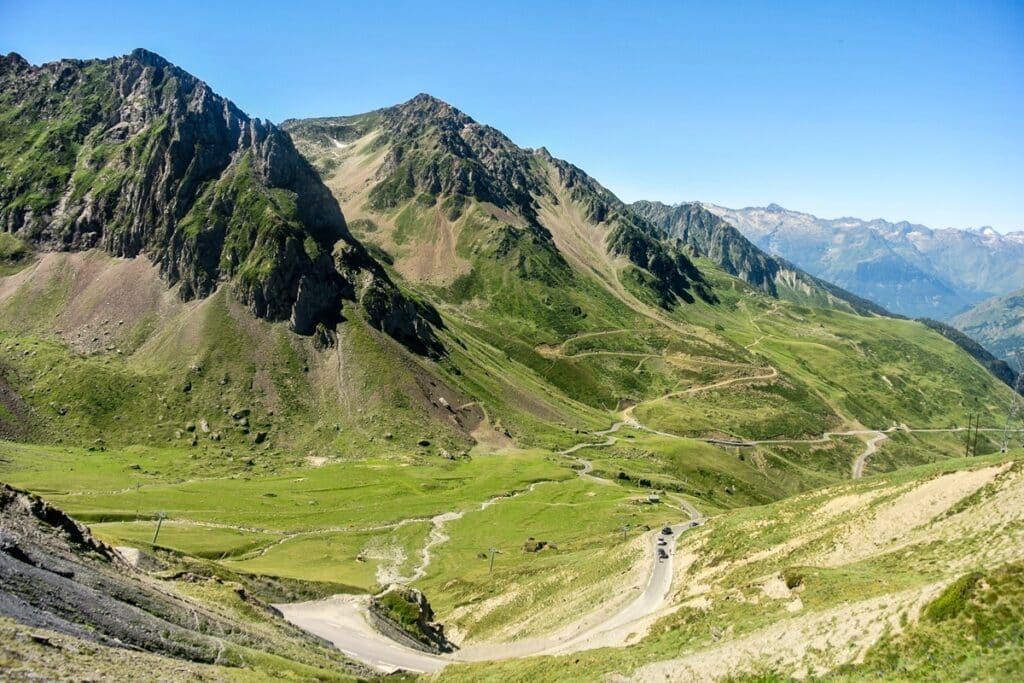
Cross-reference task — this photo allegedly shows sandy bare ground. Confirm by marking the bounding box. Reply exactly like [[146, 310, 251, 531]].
[[629, 460, 1024, 681], [0, 251, 184, 353], [817, 462, 1013, 567], [628, 581, 946, 682]]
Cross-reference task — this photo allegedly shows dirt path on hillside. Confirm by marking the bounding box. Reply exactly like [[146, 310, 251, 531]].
[[643, 367, 780, 408], [275, 421, 704, 673], [706, 426, 1014, 479], [393, 480, 555, 584]]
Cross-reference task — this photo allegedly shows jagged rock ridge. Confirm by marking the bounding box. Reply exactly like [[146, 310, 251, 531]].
[[0, 50, 441, 353], [287, 95, 714, 309], [631, 200, 889, 315]]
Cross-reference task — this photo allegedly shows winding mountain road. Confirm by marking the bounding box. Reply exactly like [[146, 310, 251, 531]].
[[852, 431, 889, 479], [276, 518, 702, 674], [276, 423, 705, 674], [274, 363, 1012, 673]]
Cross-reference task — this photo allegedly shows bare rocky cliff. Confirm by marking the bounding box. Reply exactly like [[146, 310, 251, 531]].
[[0, 49, 441, 352]]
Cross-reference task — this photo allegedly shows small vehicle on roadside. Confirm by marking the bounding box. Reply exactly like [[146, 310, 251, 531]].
[[661, 526, 673, 535], [657, 538, 667, 546], [657, 548, 668, 559]]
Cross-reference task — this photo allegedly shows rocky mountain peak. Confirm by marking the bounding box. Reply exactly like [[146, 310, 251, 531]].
[[367, 95, 542, 223], [399, 92, 469, 117], [0, 49, 443, 354], [127, 47, 172, 69], [0, 52, 30, 73], [384, 93, 475, 139]]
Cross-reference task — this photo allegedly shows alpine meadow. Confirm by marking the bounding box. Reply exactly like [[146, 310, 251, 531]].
[[1, 4, 1023, 681]]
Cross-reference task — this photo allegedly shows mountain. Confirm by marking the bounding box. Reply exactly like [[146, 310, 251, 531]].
[[0, 50, 1013, 466], [952, 288, 1024, 366], [2, 51, 1022, 682], [284, 94, 714, 312], [0, 49, 438, 348], [702, 202, 1024, 320], [630, 200, 892, 317], [282, 93, 1011, 447], [918, 318, 1018, 389]]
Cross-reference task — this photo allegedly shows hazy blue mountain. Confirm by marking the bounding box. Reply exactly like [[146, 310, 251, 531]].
[[702, 203, 1024, 320], [952, 288, 1024, 366]]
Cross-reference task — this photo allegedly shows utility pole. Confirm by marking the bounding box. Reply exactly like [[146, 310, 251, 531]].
[[620, 524, 630, 542], [1000, 351, 1024, 453], [152, 511, 166, 548], [488, 547, 500, 573], [973, 415, 981, 456], [964, 414, 974, 457]]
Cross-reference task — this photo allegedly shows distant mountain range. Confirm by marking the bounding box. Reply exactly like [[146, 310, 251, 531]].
[[701, 203, 1024, 321], [629, 200, 890, 316], [952, 288, 1024, 368]]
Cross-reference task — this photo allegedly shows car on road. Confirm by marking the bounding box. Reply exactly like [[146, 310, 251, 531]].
[[690, 520, 700, 528], [661, 526, 673, 535], [657, 538, 667, 546], [657, 548, 668, 559]]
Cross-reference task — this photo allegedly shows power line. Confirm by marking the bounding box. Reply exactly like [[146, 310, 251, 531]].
[[1001, 350, 1024, 453]]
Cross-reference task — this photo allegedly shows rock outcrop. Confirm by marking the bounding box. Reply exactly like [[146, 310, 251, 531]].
[[632, 200, 891, 316], [369, 584, 455, 654], [0, 50, 441, 351], [0, 483, 366, 675], [336, 244, 445, 357]]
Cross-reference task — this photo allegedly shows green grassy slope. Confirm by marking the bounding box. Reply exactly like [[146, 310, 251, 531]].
[[439, 449, 1024, 681], [0, 83, 1019, 682], [285, 97, 1013, 459]]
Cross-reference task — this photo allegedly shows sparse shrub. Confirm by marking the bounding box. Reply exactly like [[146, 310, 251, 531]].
[[782, 567, 805, 589], [0, 233, 28, 261], [925, 571, 983, 622]]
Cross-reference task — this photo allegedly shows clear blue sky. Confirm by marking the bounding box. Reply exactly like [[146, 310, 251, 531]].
[[3, 0, 1022, 231]]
